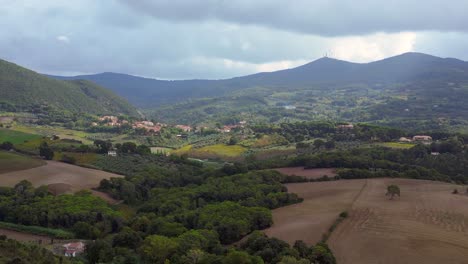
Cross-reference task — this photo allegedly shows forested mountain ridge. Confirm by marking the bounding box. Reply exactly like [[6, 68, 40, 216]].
[[0, 59, 139, 117], [48, 53, 468, 131], [49, 52, 468, 107]]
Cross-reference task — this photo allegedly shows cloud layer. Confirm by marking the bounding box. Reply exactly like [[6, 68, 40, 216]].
[[0, 0, 467, 79], [119, 0, 468, 36]]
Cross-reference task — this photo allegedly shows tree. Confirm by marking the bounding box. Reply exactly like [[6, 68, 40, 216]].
[[39, 142, 54, 160], [311, 243, 336, 264], [94, 140, 112, 154], [324, 140, 336, 149], [222, 250, 264, 264], [85, 239, 114, 264], [121, 142, 137, 154], [0, 141, 13, 150], [228, 137, 238, 145], [313, 139, 325, 149], [386, 185, 400, 200], [136, 145, 151, 155], [139, 235, 179, 264], [73, 222, 101, 239], [112, 227, 142, 249], [278, 256, 311, 264]]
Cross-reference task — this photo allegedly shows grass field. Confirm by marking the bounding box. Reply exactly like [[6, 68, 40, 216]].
[[265, 178, 468, 264], [173, 144, 246, 159], [172, 144, 193, 155], [0, 128, 42, 145], [11, 124, 93, 144], [150, 146, 172, 155], [193, 144, 246, 157], [0, 151, 45, 173], [379, 142, 416, 149]]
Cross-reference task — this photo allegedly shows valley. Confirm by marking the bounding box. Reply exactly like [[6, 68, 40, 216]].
[[1, 53, 468, 264]]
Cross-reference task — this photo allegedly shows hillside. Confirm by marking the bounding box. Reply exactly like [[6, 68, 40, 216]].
[[49, 53, 468, 130], [0, 59, 138, 116], [50, 52, 468, 106]]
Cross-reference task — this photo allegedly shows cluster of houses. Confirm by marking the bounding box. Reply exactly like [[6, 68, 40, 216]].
[[93, 116, 252, 137], [133, 120, 165, 133], [219, 121, 247, 133], [94, 116, 192, 134]]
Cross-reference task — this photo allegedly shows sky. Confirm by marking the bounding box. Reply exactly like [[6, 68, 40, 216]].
[[1, 0, 468, 80]]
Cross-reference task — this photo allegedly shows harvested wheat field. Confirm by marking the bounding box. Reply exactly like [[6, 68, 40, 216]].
[[0, 161, 123, 194], [274, 167, 337, 179], [264, 179, 367, 244], [267, 178, 468, 264]]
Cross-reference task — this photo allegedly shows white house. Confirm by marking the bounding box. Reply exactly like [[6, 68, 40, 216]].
[[63, 242, 85, 257]]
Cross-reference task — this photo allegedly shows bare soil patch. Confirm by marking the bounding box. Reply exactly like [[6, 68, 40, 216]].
[[328, 178, 468, 264], [267, 178, 468, 263], [274, 167, 337, 179], [0, 228, 51, 243], [264, 179, 366, 244], [0, 161, 123, 195]]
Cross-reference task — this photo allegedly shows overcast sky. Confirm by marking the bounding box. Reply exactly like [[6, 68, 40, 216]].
[[1, 0, 468, 79]]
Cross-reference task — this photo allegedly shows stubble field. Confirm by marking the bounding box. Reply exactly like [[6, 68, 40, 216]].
[[0, 160, 123, 195], [265, 178, 468, 264]]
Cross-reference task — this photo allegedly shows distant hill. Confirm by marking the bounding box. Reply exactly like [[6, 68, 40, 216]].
[[0, 59, 138, 117], [48, 53, 468, 131], [49, 52, 468, 108]]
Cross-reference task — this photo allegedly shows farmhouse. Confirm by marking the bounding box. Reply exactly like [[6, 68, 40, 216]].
[[133, 121, 163, 133], [140, 121, 154, 126], [176, 125, 192, 132], [338, 124, 354, 129], [99, 115, 118, 122], [399, 137, 412, 142], [63, 242, 85, 257], [413, 135, 432, 142], [220, 125, 240, 133]]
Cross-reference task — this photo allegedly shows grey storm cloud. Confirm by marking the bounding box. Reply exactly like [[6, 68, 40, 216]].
[[1, 0, 468, 79], [118, 0, 468, 36]]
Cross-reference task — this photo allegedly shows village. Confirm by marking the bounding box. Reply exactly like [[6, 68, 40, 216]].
[[94, 115, 247, 135]]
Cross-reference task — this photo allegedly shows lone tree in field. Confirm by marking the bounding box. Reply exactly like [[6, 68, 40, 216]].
[[386, 185, 400, 200]]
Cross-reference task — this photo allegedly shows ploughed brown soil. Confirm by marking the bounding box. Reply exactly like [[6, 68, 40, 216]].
[[264, 179, 366, 244], [274, 167, 337, 179], [266, 178, 468, 264], [0, 228, 51, 242], [0, 161, 123, 196]]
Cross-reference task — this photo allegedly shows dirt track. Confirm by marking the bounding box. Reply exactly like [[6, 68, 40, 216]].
[[0, 161, 123, 194], [266, 178, 468, 264]]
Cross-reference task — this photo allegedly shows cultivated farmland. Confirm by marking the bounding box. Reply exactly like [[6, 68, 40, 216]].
[[266, 178, 468, 264], [0, 160, 123, 194], [0, 151, 45, 173]]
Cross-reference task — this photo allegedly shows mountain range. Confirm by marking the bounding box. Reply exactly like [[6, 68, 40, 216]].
[[49, 52, 468, 108], [2, 52, 468, 130]]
